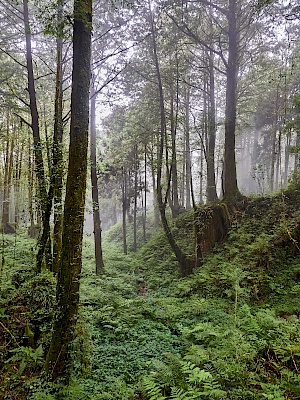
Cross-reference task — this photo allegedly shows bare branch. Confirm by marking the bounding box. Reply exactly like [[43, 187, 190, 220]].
[[7, 83, 30, 108], [166, 13, 228, 68], [62, 109, 71, 124], [0, 47, 26, 68], [14, 113, 32, 129], [36, 72, 54, 80], [189, 0, 228, 16], [34, 54, 55, 74], [91, 64, 129, 99], [92, 33, 151, 67]]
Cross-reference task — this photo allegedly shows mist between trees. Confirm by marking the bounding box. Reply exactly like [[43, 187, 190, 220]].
[[1, 0, 300, 385]]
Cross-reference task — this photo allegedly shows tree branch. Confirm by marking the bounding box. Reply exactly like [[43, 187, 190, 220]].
[[7, 83, 30, 108], [91, 64, 129, 99], [0, 47, 26, 68], [189, 0, 228, 16], [166, 13, 228, 68], [14, 113, 32, 129]]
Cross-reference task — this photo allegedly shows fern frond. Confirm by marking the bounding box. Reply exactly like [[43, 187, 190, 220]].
[[184, 345, 210, 365], [143, 376, 167, 400], [181, 361, 213, 384]]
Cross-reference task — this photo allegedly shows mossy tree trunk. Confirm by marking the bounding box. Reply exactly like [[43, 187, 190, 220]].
[[51, 0, 64, 275], [44, 0, 92, 382], [194, 203, 233, 267]]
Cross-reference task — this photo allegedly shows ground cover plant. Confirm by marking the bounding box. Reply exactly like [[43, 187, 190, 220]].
[[1, 189, 300, 399]]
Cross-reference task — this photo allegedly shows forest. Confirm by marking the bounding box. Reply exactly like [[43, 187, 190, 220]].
[[1, 0, 300, 399]]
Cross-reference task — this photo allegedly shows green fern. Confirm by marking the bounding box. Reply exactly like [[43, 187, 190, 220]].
[[181, 361, 213, 384], [260, 383, 285, 399], [183, 345, 210, 365], [170, 387, 201, 400], [143, 376, 166, 400]]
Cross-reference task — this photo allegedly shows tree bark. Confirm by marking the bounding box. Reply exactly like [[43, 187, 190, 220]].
[[143, 145, 147, 242], [2, 116, 15, 233], [27, 138, 35, 229], [148, 1, 192, 276], [133, 144, 138, 252], [270, 89, 280, 192], [206, 49, 218, 202], [170, 89, 180, 217], [23, 0, 51, 271], [52, 1, 64, 274], [284, 129, 291, 186], [14, 139, 24, 227], [44, 0, 92, 382], [294, 132, 300, 172], [223, 0, 240, 200], [275, 130, 282, 190], [185, 83, 192, 210], [90, 78, 105, 274], [122, 167, 128, 255]]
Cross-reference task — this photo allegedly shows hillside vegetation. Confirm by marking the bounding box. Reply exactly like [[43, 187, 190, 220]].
[[1, 188, 300, 399]]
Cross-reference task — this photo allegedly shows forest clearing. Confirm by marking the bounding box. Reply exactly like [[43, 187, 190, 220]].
[[1, 0, 300, 398]]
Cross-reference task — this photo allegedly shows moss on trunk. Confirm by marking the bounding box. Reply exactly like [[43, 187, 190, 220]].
[[44, 0, 92, 382], [194, 203, 234, 267]]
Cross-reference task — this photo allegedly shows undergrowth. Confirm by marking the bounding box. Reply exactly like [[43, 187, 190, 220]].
[[1, 189, 300, 399]]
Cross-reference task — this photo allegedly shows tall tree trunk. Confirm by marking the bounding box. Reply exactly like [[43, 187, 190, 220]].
[[199, 150, 204, 204], [43, 103, 51, 172], [269, 82, 280, 192], [23, 0, 51, 271], [149, 143, 160, 227], [90, 78, 104, 274], [206, 49, 218, 202], [122, 167, 128, 255], [143, 145, 147, 242], [152, 168, 160, 227], [2, 117, 15, 232], [294, 132, 300, 172], [27, 138, 35, 229], [170, 89, 180, 217], [223, 0, 240, 200], [275, 130, 282, 190], [133, 144, 138, 252], [284, 129, 291, 186], [185, 83, 192, 210], [14, 139, 24, 227], [111, 192, 117, 225], [251, 128, 260, 168], [270, 130, 278, 192], [44, 0, 92, 382], [52, 1, 64, 274], [148, 1, 192, 276]]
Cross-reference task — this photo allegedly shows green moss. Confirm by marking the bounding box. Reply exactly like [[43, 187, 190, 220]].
[[3, 188, 300, 399]]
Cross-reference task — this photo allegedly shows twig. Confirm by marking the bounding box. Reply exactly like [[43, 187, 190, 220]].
[[0, 321, 21, 348]]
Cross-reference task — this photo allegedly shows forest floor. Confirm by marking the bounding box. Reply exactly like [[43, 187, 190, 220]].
[[1, 188, 300, 399]]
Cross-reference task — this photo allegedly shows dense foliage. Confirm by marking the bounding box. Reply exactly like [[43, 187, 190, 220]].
[[1, 187, 300, 399]]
